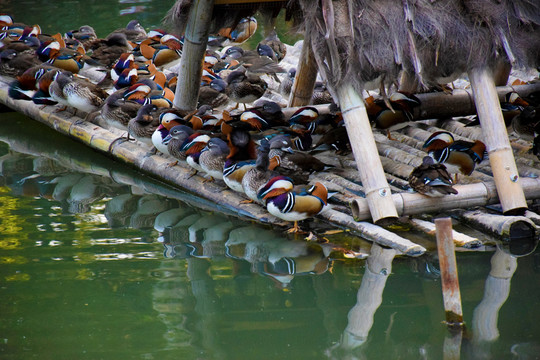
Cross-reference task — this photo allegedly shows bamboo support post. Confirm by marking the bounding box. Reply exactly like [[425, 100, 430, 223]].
[[472, 247, 517, 343], [350, 177, 540, 221], [492, 58, 512, 87], [468, 67, 527, 214], [410, 218, 482, 249], [435, 217, 464, 327], [173, 0, 214, 111], [337, 84, 398, 224], [341, 243, 397, 349], [288, 38, 318, 107]]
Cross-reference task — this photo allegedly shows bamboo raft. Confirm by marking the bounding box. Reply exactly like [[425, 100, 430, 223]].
[[2, 73, 539, 257]]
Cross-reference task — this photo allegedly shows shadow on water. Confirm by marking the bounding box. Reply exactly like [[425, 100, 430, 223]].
[[1, 114, 540, 359]]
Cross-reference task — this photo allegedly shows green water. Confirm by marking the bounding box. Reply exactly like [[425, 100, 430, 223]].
[[1, 113, 540, 359]]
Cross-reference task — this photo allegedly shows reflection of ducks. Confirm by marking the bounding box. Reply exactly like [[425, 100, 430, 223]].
[[130, 195, 174, 229], [104, 193, 140, 228], [188, 214, 230, 244], [154, 207, 193, 238], [408, 156, 458, 197], [67, 175, 106, 213]]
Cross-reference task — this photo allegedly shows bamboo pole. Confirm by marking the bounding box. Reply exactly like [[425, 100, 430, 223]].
[[435, 218, 464, 327], [468, 67, 527, 214], [350, 178, 540, 221], [341, 243, 397, 349], [173, 0, 214, 111], [337, 84, 398, 224], [288, 38, 318, 107], [412, 83, 540, 120], [457, 210, 538, 246]]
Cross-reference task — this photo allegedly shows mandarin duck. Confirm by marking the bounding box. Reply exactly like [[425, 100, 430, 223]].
[[268, 135, 332, 176], [127, 103, 160, 146], [257, 29, 286, 62], [184, 134, 211, 175], [101, 90, 143, 132], [199, 137, 229, 181], [408, 156, 458, 197], [218, 16, 257, 44], [222, 129, 257, 193], [423, 131, 486, 180], [163, 125, 195, 162], [225, 68, 267, 109], [241, 138, 280, 204], [259, 177, 329, 233], [151, 111, 185, 156], [279, 67, 295, 98], [198, 78, 229, 108], [221, 45, 284, 81], [366, 92, 421, 139], [87, 32, 133, 68]]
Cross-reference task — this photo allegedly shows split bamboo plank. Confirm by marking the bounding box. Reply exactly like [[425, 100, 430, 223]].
[[469, 67, 527, 214], [337, 84, 398, 224], [350, 177, 540, 221], [322, 209, 425, 256], [410, 218, 482, 248], [173, 0, 215, 111]]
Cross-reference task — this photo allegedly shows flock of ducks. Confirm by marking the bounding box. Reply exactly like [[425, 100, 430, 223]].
[[1, 13, 539, 232]]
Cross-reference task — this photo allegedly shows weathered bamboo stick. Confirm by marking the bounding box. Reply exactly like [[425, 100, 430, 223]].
[[337, 84, 398, 224], [456, 210, 538, 244], [341, 243, 397, 349], [472, 247, 517, 342], [173, 0, 214, 111], [322, 209, 425, 256], [435, 218, 464, 327], [468, 67, 527, 214], [350, 177, 540, 221], [410, 218, 482, 248], [288, 38, 318, 107]]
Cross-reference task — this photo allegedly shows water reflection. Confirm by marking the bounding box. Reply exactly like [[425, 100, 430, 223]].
[[1, 114, 540, 359]]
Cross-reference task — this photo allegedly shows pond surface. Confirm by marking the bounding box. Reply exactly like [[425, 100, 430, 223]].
[[2, 2, 540, 359], [1, 112, 540, 360]]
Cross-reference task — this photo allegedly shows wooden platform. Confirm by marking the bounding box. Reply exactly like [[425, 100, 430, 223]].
[[1, 74, 539, 257]]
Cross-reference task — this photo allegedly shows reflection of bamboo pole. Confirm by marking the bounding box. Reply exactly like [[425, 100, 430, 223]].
[[469, 67, 527, 214], [472, 247, 517, 342], [435, 218, 464, 327], [341, 244, 397, 348], [173, 0, 214, 111], [288, 37, 317, 107], [337, 84, 398, 224]]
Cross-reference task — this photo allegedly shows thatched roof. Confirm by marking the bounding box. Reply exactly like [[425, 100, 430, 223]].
[[165, 0, 540, 96]]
